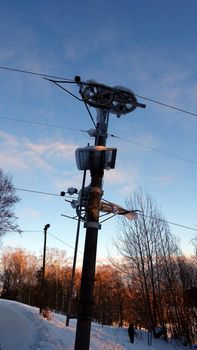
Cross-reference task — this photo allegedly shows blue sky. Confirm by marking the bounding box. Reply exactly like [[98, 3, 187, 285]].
[[0, 0, 197, 262]]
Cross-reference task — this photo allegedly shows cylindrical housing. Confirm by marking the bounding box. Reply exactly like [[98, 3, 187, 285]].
[[75, 146, 117, 170]]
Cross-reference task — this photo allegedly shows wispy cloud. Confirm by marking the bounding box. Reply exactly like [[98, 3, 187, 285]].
[[63, 26, 121, 63], [23, 141, 75, 160], [0, 131, 77, 173], [104, 168, 138, 197], [79, 44, 196, 112], [54, 172, 83, 192], [0, 131, 18, 146]]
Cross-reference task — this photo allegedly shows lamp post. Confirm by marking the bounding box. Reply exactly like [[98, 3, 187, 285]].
[[74, 79, 145, 350], [39, 223, 50, 314]]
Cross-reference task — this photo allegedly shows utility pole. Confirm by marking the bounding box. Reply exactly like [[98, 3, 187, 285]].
[[74, 112, 107, 350], [46, 75, 145, 349], [39, 223, 50, 314], [73, 79, 145, 350]]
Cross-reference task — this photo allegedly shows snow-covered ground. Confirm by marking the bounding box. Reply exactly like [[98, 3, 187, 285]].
[[0, 299, 192, 350]]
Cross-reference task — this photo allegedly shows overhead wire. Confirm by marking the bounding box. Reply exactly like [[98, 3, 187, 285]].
[[135, 94, 197, 119], [6, 230, 42, 233], [0, 228, 109, 267], [77, 98, 197, 166], [83, 102, 97, 128], [14, 187, 75, 200], [45, 78, 97, 128], [11, 185, 197, 233], [48, 232, 81, 251], [2, 224, 196, 270], [0, 110, 196, 165], [0, 114, 87, 132], [15, 187, 61, 197], [0, 65, 197, 165], [0, 65, 73, 81], [1, 66, 196, 266], [0, 64, 197, 119], [109, 133, 197, 165], [44, 78, 83, 101], [141, 214, 197, 233], [1, 66, 197, 231]]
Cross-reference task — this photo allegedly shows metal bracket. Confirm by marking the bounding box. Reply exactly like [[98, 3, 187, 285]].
[[84, 221, 101, 230]]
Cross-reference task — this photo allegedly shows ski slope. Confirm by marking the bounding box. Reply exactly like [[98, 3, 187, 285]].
[[0, 299, 189, 350]]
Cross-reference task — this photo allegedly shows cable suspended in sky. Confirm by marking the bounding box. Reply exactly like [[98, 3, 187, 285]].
[[0, 64, 197, 119]]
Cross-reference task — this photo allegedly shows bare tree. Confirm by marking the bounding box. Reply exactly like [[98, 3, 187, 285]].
[[112, 189, 180, 337], [40, 248, 71, 312], [0, 248, 38, 302], [0, 247, 74, 312], [0, 168, 20, 236], [191, 236, 197, 259]]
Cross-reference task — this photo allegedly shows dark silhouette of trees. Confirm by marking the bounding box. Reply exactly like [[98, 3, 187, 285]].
[[0, 168, 20, 237]]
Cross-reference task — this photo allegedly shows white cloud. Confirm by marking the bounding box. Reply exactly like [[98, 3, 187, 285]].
[[104, 168, 138, 196], [23, 141, 76, 161], [105, 169, 127, 183], [54, 172, 84, 192], [0, 131, 77, 173], [0, 131, 18, 146], [81, 45, 196, 114], [0, 153, 28, 171]]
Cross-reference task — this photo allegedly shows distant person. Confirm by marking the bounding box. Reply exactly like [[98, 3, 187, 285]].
[[128, 323, 135, 343]]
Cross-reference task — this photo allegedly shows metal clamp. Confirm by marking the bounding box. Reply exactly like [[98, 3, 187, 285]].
[[84, 221, 101, 230]]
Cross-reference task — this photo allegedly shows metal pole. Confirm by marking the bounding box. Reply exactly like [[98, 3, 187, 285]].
[[66, 170, 86, 327], [39, 223, 50, 314], [74, 111, 108, 350]]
